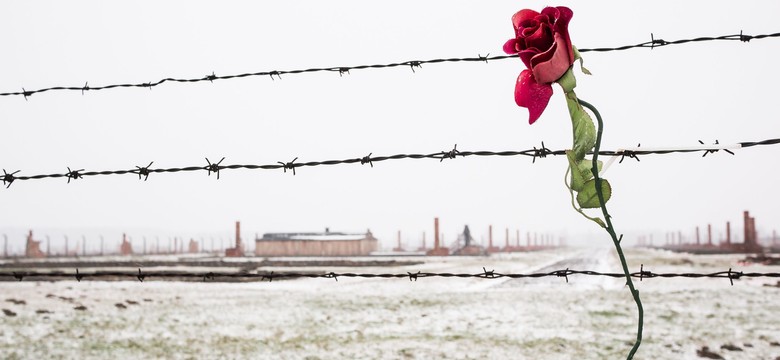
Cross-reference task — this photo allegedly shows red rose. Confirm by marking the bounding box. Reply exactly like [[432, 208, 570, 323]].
[[503, 6, 575, 124]]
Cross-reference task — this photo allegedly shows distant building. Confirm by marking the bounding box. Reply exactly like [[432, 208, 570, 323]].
[[25, 230, 45, 258], [188, 238, 199, 254], [226, 221, 245, 257], [649, 210, 766, 254], [255, 229, 378, 257], [120, 233, 133, 255]]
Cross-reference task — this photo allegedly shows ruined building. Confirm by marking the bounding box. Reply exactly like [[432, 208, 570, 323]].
[[225, 221, 245, 257], [120, 233, 133, 255], [25, 230, 45, 258]]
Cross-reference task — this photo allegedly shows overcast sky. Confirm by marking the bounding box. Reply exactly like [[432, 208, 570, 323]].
[[1, 1, 779, 253]]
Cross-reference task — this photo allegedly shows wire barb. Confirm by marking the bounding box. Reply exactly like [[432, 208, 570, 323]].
[[408, 271, 420, 281], [278, 157, 298, 175], [360, 153, 373, 167], [407, 61, 422, 73], [133, 161, 154, 181], [532, 142, 551, 163], [619, 144, 641, 163], [439, 144, 460, 162], [739, 30, 753, 42], [556, 268, 570, 283], [2, 169, 20, 188], [205, 157, 225, 179], [726, 268, 743, 286], [699, 139, 735, 157], [65, 167, 84, 184], [650, 33, 667, 49], [639, 264, 653, 282]]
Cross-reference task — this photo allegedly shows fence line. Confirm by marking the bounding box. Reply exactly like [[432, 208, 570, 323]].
[[1, 268, 778, 284], [2, 138, 778, 188], [2, 31, 778, 99]]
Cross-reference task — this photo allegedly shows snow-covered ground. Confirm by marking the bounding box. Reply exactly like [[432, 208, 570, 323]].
[[1, 248, 779, 359]]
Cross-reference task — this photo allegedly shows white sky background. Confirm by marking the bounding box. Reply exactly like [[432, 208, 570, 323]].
[[1, 1, 779, 253]]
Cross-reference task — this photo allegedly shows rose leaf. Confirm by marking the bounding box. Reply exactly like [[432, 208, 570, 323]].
[[576, 178, 612, 209], [566, 92, 596, 161]]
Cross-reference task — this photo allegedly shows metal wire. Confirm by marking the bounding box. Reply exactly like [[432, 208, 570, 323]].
[[2, 31, 778, 99], [1, 268, 777, 284], [2, 139, 778, 188]]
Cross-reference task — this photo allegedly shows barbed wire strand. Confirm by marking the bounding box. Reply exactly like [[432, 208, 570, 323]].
[[2, 31, 778, 99], [2, 138, 778, 188], [1, 268, 778, 283]]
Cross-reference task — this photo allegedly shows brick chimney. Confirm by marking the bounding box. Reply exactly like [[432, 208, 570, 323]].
[[426, 217, 448, 256], [236, 221, 242, 249], [225, 221, 245, 257], [726, 221, 731, 245], [434, 218, 439, 249]]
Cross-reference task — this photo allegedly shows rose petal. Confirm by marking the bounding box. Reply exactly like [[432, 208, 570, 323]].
[[534, 13, 550, 24], [552, 6, 574, 62], [540, 6, 560, 19], [511, 9, 540, 30], [515, 70, 553, 124], [530, 33, 572, 84], [520, 24, 539, 37], [524, 23, 553, 52], [503, 39, 519, 54], [518, 50, 536, 69]]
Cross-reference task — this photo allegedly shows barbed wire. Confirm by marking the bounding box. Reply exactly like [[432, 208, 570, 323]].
[[2, 31, 778, 99], [1, 267, 778, 284], [2, 138, 778, 188]]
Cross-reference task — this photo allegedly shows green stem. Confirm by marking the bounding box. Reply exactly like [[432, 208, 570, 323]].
[[578, 98, 644, 360]]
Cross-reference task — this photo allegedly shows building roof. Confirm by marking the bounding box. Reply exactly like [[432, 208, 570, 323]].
[[258, 230, 374, 242]]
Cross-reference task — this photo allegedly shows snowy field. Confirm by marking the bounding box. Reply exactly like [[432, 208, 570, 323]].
[[1, 248, 779, 359]]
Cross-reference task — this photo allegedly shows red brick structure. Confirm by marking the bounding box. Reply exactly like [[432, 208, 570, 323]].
[[651, 210, 766, 254], [256, 228, 378, 257], [120, 233, 133, 255], [25, 230, 45, 258], [225, 221, 245, 257], [485, 225, 501, 253], [188, 238, 199, 254], [743, 211, 762, 253], [427, 217, 449, 256]]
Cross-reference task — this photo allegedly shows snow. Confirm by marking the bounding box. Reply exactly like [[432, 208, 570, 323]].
[[1, 247, 779, 359]]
